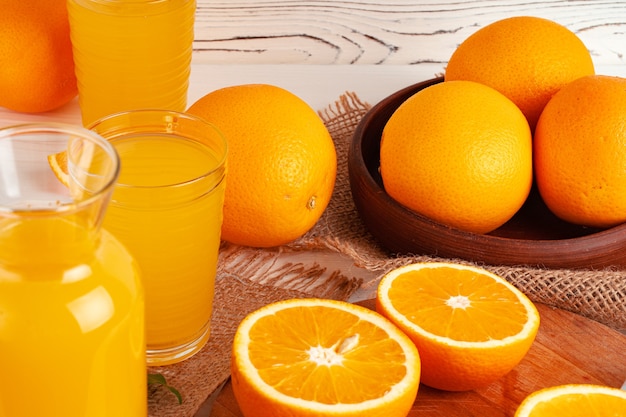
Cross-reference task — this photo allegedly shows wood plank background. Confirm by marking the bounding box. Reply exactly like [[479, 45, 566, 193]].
[[193, 0, 626, 69]]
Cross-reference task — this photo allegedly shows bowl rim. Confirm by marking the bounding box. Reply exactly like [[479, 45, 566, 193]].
[[348, 77, 626, 269]]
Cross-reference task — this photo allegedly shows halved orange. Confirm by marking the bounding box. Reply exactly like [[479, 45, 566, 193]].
[[231, 298, 421, 417], [514, 384, 626, 416], [376, 262, 540, 391]]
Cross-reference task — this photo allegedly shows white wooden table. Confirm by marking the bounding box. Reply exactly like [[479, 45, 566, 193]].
[[0, 0, 624, 127], [192, 0, 625, 66]]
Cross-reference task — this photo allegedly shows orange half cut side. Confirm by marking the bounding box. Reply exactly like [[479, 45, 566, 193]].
[[376, 262, 540, 391], [231, 298, 421, 417], [514, 384, 626, 417]]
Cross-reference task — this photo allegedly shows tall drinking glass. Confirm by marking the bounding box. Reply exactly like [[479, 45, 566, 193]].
[[90, 110, 227, 365], [0, 124, 146, 417], [67, 0, 196, 126]]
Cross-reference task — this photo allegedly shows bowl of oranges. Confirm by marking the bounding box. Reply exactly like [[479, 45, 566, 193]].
[[348, 17, 626, 270]]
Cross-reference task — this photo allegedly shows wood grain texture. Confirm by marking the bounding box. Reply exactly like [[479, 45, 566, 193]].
[[193, 0, 626, 66]]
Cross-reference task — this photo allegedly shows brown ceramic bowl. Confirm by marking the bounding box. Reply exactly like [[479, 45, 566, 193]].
[[348, 77, 626, 269]]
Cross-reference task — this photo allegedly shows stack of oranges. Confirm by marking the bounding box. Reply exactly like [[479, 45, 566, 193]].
[[381, 16, 626, 234]]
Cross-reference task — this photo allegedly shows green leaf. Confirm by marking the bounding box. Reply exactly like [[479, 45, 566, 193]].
[[148, 372, 183, 404], [147, 373, 167, 385]]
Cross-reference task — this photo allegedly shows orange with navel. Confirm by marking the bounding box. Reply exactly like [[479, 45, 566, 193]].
[[445, 16, 595, 131], [187, 84, 336, 248], [534, 75, 626, 229], [0, 0, 77, 113], [380, 80, 532, 235]]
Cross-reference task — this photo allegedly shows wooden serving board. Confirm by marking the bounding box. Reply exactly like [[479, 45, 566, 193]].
[[208, 302, 625, 417]]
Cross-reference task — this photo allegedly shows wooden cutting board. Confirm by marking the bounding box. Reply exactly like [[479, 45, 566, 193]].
[[208, 302, 626, 417]]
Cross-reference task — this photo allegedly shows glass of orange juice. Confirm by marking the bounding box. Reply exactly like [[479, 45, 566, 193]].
[[66, 0, 196, 126], [0, 123, 146, 417], [89, 110, 227, 365]]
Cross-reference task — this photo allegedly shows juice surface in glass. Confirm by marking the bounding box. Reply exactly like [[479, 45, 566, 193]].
[[0, 217, 146, 417], [67, 0, 196, 126], [103, 134, 225, 365]]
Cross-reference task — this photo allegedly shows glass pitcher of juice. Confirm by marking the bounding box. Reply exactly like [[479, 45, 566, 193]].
[[0, 124, 146, 417], [67, 0, 196, 126]]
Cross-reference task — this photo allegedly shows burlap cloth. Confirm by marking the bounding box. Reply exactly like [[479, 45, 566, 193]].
[[148, 92, 626, 417]]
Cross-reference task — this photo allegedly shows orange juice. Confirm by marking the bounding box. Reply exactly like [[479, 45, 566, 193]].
[[67, 0, 196, 126], [0, 217, 146, 417], [102, 133, 226, 365]]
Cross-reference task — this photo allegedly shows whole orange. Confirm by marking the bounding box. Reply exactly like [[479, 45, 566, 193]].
[[187, 84, 336, 248], [0, 0, 77, 113], [380, 80, 532, 235], [445, 16, 594, 131], [534, 75, 626, 229]]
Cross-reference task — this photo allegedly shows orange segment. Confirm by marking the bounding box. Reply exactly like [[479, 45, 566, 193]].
[[47, 140, 107, 201], [376, 262, 540, 391], [514, 384, 626, 417], [47, 150, 69, 187], [231, 298, 420, 417]]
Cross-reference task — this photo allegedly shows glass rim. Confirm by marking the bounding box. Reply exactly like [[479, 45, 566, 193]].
[[87, 109, 227, 190], [0, 122, 120, 215]]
